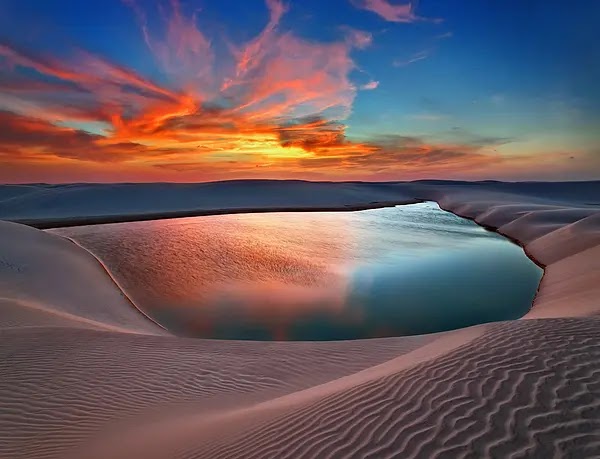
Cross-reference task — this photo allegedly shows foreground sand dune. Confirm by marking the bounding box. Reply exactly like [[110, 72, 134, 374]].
[[1, 180, 599, 458], [185, 319, 600, 459]]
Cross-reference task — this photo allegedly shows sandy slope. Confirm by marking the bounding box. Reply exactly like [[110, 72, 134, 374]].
[[0, 180, 599, 458], [0, 221, 163, 334]]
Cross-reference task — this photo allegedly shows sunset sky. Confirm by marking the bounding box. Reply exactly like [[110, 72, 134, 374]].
[[0, 0, 598, 183]]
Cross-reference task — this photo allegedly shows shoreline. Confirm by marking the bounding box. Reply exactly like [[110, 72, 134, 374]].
[[435, 204, 548, 321], [49, 199, 546, 336], [60, 236, 168, 333], [16, 200, 421, 229]]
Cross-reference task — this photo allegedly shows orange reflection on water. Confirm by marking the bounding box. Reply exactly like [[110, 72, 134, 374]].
[[75, 212, 361, 338]]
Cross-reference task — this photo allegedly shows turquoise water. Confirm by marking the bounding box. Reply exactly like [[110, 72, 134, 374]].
[[53, 203, 543, 340]]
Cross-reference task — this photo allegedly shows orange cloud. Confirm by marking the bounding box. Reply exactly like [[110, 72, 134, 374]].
[[0, 0, 540, 183]]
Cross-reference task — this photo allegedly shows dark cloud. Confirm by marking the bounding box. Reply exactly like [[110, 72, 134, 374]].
[[441, 127, 517, 147], [294, 132, 503, 173], [276, 116, 347, 151], [0, 110, 149, 162]]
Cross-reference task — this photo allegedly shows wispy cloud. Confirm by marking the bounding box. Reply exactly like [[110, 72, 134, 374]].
[[490, 94, 506, 105], [392, 28, 451, 68], [435, 31, 453, 40], [351, 0, 440, 23], [228, 0, 288, 81], [341, 26, 373, 49], [444, 127, 517, 147], [407, 112, 446, 121], [351, 0, 416, 23], [361, 80, 380, 90], [393, 49, 430, 67], [124, 0, 214, 92]]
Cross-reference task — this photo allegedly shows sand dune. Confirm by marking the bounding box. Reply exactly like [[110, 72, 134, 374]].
[[0, 181, 418, 228], [1, 180, 599, 458], [0, 220, 163, 334]]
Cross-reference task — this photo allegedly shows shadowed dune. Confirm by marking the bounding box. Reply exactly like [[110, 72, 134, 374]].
[[0, 180, 599, 458], [0, 181, 418, 228]]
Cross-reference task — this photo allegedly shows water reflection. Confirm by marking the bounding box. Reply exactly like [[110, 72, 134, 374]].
[[52, 202, 543, 340]]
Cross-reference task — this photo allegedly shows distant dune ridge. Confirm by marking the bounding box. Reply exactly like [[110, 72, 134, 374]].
[[0, 180, 599, 458]]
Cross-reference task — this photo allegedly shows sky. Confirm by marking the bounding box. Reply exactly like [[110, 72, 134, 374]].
[[0, 0, 598, 183]]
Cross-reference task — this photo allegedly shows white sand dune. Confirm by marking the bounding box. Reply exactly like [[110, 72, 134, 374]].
[[0, 180, 599, 458], [0, 221, 163, 334]]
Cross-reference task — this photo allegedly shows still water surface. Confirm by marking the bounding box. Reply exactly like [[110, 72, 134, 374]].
[[52, 203, 543, 340]]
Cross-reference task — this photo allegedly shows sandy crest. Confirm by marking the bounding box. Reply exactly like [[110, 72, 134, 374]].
[[0, 180, 599, 458]]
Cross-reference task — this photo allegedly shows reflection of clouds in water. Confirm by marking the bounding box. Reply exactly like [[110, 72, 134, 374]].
[[60, 213, 348, 308], [201, 279, 351, 340], [208, 280, 348, 318]]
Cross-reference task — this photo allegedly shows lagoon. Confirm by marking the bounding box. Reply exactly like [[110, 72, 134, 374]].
[[52, 202, 543, 340]]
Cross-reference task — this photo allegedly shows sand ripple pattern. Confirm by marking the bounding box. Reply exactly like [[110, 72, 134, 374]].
[[193, 318, 600, 459], [0, 328, 430, 459]]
